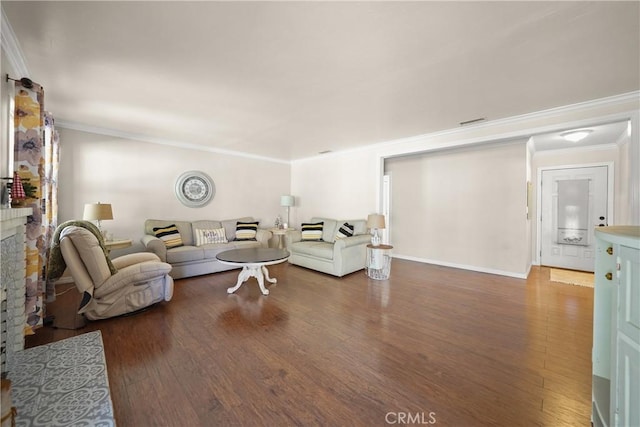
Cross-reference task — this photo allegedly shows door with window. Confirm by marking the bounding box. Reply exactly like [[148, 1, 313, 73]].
[[540, 165, 610, 272]]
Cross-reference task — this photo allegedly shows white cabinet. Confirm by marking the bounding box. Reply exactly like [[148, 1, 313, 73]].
[[592, 226, 640, 427]]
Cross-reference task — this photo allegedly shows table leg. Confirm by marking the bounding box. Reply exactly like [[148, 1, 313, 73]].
[[227, 265, 271, 296]]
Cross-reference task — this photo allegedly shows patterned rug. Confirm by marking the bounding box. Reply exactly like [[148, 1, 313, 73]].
[[550, 268, 594, 288], [9, 331, 115, 426]]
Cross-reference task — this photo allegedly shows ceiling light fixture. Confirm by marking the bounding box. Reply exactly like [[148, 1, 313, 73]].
[[561, 129, 592, 142]]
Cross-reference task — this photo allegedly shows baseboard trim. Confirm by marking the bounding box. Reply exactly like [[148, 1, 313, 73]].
[[393, 254, 529, 280]]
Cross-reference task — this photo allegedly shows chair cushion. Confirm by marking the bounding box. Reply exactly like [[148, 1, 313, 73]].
[[60, 226, 112, 286]]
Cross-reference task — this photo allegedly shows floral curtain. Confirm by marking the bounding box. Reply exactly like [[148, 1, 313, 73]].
[[13, 80, 60, 334]]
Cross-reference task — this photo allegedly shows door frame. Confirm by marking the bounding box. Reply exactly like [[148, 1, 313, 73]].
[[535, 161, 614, 267]]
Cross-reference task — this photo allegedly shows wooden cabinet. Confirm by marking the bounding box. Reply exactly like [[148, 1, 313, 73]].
[[592, 226, 640, 427]]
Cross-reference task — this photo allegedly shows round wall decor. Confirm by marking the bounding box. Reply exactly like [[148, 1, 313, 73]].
[[175, 171, 215, 207]]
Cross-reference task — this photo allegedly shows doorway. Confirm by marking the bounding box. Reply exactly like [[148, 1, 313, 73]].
[[539, 165, 611, 272]]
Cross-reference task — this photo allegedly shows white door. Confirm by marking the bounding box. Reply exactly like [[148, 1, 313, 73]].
[[540, 166, 609, 272]]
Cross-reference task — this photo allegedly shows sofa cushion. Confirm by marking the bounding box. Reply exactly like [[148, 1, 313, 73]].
[[301, 222, 324, 241], [166, 246, 205, 264], [153, 224, 184, 249], [310, 217, 338, 243], [290, 241, 334, 259], [335, 222, 355, 240], [195, 228, 228, 246], [221, 217, 254, 241], [201, 243, 235, 259], [235, 221, 259, 240]]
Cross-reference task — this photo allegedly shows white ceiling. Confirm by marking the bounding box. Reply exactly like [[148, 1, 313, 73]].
[[3, 1, 639, 161]]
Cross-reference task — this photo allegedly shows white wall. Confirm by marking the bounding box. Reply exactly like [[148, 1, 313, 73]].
[[58, 128, 291, 255], [290, 94, 639, 279], [385, 141, 529, 277], [290, 148, 380, 226]]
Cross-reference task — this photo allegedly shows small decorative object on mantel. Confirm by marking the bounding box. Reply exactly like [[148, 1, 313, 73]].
[[10, 171, 26, 207], [175, 171, 215, 207]]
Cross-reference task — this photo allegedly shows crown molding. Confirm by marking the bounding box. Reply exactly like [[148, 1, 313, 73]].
[[1, 8, 29, 77], [55, 120, 290, 165]]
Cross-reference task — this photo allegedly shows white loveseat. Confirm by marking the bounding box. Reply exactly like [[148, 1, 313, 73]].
[[142, 217, 272, 279], [285, 217, 370, 277]]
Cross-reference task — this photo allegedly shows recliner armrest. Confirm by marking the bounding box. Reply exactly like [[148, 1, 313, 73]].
[[94, 261, 173, 298], [112, 252, 161, 269], [141, 235, 167, 262]]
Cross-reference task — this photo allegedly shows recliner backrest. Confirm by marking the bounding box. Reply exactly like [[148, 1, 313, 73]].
[[60, 226, 112, 286]]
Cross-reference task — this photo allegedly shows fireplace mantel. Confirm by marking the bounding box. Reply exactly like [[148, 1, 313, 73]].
[[1, 207, 32, 374]]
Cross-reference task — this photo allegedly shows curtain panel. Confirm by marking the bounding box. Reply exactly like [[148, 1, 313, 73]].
[[13, 80, 59, 334]]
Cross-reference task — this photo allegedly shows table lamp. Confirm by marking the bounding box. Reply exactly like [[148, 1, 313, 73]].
[[83, 202, 113, 237], [367, 214, 385, 246], [280, 195, 295, 228]]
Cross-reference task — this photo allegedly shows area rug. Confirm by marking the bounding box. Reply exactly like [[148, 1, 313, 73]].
[[550, 268, 594, 288], [9, 331, 115, 426]]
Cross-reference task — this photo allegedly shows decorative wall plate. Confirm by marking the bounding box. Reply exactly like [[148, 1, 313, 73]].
[[175, 171, 215, 207]]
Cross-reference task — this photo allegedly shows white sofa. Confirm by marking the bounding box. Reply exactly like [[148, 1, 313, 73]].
[[285, 217, 370, 277], [142, 217, 272, 279]]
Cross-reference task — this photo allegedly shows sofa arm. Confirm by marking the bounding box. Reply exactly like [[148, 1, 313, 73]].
[[256, 229, 273, 247], [334, 234, 371, 251], [141, 235, 167, 262], [285, 230, 302, 247]]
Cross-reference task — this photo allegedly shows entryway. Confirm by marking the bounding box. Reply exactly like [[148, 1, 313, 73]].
[[539, 165, 611, 272]]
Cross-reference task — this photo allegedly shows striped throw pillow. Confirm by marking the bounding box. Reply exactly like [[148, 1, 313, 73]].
[[335, 222, 355, 241], [153, 224, 183, 249], [235, 221, 259, 241], [195, 228, 228, 246], [301, 222, 324, 241]]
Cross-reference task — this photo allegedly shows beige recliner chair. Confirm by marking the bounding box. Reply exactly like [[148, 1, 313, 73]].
[[57, 224, 174, 320]]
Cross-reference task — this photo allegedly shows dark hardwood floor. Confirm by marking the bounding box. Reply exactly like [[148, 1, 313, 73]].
[[27, 260, 594, 426]]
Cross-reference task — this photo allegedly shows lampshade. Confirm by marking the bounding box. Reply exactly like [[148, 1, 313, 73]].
[[280, 195, 295, 207], [367, 214, 385, 229], [83, 203, 113, 221]]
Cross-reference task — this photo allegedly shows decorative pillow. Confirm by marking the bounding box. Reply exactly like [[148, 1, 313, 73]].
[[153, 224, 184, 249], [334, 222, 355, 241], [195, 228, 228, 246], [235, 221, 259, 241], [301, 222, 324, 241]]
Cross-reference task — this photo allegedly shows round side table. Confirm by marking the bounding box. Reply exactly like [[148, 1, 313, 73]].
[[366, 244, 393, 280]]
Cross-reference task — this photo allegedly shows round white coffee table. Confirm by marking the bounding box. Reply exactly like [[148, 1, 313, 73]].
[[216, 248, 290, 295]]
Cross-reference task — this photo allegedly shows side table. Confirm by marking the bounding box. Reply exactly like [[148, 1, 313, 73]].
[[366, 244, 393, 280], [269, 228, 293, 249], [104, 238, 132, 253]]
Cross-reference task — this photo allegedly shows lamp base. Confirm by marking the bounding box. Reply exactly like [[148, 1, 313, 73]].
[[371, 231, 381, 247]]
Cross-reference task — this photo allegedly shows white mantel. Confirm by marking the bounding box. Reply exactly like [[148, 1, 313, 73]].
[[1, 207, 32, 374]]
